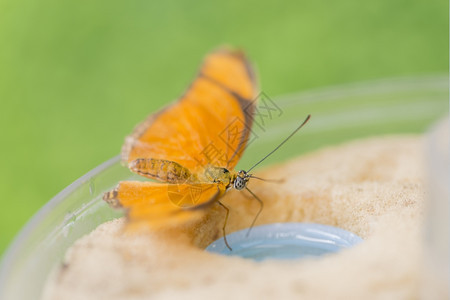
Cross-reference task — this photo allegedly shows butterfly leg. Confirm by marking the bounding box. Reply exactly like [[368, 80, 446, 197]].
[[217, 201, 232, 251], [244, 187, 264, 237], [241, 188, 254, 200]]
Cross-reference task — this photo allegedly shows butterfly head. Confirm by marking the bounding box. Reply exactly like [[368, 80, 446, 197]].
[[233, 170, 250, 190]]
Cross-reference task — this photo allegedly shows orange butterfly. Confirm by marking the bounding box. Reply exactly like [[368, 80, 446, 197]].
[[103, 48, 309, 249]]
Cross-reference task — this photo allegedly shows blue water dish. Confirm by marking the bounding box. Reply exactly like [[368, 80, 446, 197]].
[[205, 223, 363, 262]]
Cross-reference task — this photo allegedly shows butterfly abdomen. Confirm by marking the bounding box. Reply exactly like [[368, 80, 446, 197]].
[[129, 158, 194, 183]]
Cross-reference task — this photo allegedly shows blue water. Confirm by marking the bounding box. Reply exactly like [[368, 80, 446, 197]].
[[205, 223, 363, 262]]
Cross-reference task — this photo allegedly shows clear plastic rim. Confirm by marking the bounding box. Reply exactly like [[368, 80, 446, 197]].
[[0, 156, 121, 286]]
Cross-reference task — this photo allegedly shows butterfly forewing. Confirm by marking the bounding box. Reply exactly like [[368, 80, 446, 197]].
[[200, 49, 256, 100], [122, 49, 257, 173]]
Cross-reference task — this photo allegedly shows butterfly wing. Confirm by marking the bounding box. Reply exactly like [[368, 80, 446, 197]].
[[104, 49, 256, 230], [122, 48, 258, 175], [104, 181, 225, 229]]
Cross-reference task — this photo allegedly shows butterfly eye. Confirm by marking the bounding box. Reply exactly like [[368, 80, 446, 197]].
[[234, 176, 247, 190]]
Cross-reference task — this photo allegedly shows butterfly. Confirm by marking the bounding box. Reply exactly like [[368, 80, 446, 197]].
[[103, 48, 310, 249]]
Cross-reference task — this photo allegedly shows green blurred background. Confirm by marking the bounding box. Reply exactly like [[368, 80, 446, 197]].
[[0, 0, 447, 256]]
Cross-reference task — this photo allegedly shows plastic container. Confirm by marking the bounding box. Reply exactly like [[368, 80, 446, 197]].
[[0, 75, 447, 299], [422, 117, 449, 299]]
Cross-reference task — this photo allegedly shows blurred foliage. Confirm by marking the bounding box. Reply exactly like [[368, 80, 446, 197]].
[[0, 0, 447, 255]]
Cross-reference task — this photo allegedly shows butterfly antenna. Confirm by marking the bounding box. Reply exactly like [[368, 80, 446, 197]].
[[246, 114, 311, 173], [245, 187, 264, 237], [248, 175, 284, 184]]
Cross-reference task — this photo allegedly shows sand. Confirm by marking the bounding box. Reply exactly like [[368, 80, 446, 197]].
[[42, 135, 428, 300]]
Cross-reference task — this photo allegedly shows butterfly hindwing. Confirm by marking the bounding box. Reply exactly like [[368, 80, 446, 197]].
[[104, 181, 225, 229]]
